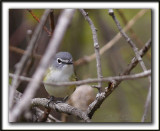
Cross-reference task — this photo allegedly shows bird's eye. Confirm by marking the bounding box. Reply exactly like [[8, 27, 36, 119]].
[[57, 58, 62, 64]]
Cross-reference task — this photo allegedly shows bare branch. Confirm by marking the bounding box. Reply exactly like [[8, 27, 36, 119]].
[[9, 39, 151, 121], [27, 9, 52, 36], [9, 70, 151, 88], [116, 9, 144, 46], [31, 98, 91, 122], [34, 107, 61, 122], [141, 85, 151, 122], [108, 9, 149, 75], [79, 9, 103, 92], [9, 9, 51, 109], [13, 89, 61, 122], [75, 9, 148, 66], [9, 9, 75, 122], [87, 39, 151, 119], [9, 46, 42, 59], [109, 10, 151, 121]]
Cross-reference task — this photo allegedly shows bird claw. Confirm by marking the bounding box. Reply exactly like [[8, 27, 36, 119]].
[[47, 96, 55, 108]]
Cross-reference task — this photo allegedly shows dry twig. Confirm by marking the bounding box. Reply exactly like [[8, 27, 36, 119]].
[[9, 70, 151, 87], [9, 9, 51, 110], [75, 9, 148, 66], [27, 9, 52, 36], [109, 9, 151, 122], [32, 98, 91, 122], [79, 9, 103, 92], [9, 9, 75, 122], [86, 39, 151, 119]]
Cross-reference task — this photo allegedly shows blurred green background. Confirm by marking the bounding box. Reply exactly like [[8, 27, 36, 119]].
[[9, 9, 151, 122]]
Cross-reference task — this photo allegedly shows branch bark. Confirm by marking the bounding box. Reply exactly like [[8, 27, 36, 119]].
[[86, 39, 151, 119], [32, 98, 91, 122], [108, 9, 150, 81], [9, 9, 75, 122], [9, 9, 51, 109], [109, 10, 151, 121], [9, 70, 151, 87], [75, 9, 148, 66], [27, 9, 52, 36], [79, 9, 103, 92]]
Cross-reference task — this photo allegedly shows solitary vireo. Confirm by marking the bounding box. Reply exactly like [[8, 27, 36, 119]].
[[43, 52, 77, 103]]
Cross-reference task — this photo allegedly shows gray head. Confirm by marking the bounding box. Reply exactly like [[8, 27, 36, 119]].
[[52, 52, 73, 69]]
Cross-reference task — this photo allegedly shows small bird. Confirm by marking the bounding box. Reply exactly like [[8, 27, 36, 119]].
[[43, 52, 77, 103]]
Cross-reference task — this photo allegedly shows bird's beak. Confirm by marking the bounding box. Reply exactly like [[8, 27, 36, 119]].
[[62, 59, 73, 64]]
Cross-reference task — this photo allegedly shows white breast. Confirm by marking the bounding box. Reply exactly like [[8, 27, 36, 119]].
[[44, 64, 74, 97]]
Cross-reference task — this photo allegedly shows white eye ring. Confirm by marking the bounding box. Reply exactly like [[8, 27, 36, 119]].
[[57, 58, 62, 64]]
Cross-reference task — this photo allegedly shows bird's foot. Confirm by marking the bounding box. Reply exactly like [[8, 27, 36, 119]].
[[63, 95, 69, 102], [47, 96, 55, 108]]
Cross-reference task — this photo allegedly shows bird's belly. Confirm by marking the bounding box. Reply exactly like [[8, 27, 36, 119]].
[[45, 85, 74, 98], [44, 70, 75, 98]]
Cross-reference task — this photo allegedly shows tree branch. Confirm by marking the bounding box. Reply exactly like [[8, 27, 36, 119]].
[[9, 9, 75, 122], [86, 39, 151, 119], [9, 9, 51, 110], [27, 9, 52, 36], [141, 85, 151, 122], [13, 89, 61, 122], [32, 98, 91, 122], [108, 9, 150, 78], [75, 9, 148, 66], [9, 46, 42, 59], [79, 9, 103, 92], [9, 70, 151, 88], [109, 10, 151, 121]]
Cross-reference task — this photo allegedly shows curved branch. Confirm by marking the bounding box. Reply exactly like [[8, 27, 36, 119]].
[[87, 39, 151, 119], [9, 9, 75, 122], [32, 98, 91, 122], [9, 9, 51, 109], [75, 9, 148, 66], [79, 9, 103, 92]]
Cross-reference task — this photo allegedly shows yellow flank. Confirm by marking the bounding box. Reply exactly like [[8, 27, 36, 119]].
[[43, 66, 77, 97], [43, 67, 52, 82]]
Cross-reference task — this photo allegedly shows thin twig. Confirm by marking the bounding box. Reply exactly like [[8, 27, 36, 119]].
[[79, 9, 103, 92], [9, 9, 51, 110], [27, 9, 52, 36], [34, 107, 61, 122], [75, 9, 148, 66], [9, 70, 151, 87], [109, 9, 151, 121], [23, 30, 35, 76], [141, 85, 151, 122], [32, 98, 91, 122], [9, 46, 42, 59], [116, 9, 144, 46], [87, 39, 151, 119], [10, 10, 148, 67], [9, 9, 75, 122], [13, 89, 61, 122], [108, 9, 149, 75]]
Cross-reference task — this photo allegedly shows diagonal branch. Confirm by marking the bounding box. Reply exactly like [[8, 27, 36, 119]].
[[108, 9, 150, 78], [9, 9, 51, 110], [109, 10, 151, 121], [32, 98, 91, 122], [87, 39, 151, 119], [9, 9, 75, 122], [79, 9, 103, 92], [27, 9, 52, 36], [75, 9, 148, 66]]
